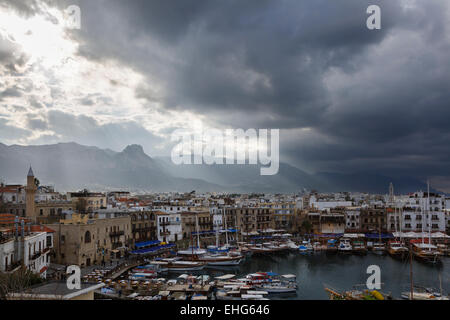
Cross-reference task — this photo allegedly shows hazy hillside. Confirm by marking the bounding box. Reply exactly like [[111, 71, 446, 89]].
[[0, 142, 434, 194]]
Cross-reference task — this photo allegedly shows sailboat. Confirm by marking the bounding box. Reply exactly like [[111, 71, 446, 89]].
[[388, 206, 408, 259], [411, 182, 442, 265], [185, 213, 243, 266], [372, 217, 386, 255], [403, 242, 448, 300]]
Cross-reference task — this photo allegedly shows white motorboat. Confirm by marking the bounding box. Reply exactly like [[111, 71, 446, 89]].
[[338, 238, 352, 253]]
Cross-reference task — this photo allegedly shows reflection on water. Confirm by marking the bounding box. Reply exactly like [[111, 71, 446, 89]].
[[195, 253, 450, 300]]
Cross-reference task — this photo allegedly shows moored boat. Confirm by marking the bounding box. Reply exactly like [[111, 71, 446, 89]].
[[338, 238, 352, 253], [411, 241, 442, 265], [371, 242, 386, 255], [352, 240, 367, 255], [387, 241, 408, 259]]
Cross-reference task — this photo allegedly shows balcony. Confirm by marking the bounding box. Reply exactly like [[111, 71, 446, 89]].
[[30, 251, 42, 261], [5, 260, 22, 272], [109, 230, 125, 237], [160, 231, 170, 236]]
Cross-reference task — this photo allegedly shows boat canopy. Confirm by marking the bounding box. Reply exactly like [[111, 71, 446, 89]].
[[343, 233, 366, 238], [242, 231, 259, 236], [281, 274, 296, 279], [215, 274, 236, 280]]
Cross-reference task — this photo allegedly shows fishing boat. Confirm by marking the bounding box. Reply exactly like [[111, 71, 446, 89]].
[[411, 241, 442, 265], [286, 240, 299, 251], [436, 244, 450, 257], [198, 253, 244, 266], [298, 240, 313, 254], [216, 285, 269, 300], [352, 240, 367, 255], [337, 238, 352, 253], [160, 258, 207, 272], [401, 286, 449, 300], [264, 242, 290, 253], [312, 241, 326, 251], [371, 242, 386, 255], [129, 272, 158, 280], [248, 243, 275, 254], [257, 282, 297, 294], [387, 241, 409, 259], [326, 239, 338, 254], [145, 260, 169, 272]]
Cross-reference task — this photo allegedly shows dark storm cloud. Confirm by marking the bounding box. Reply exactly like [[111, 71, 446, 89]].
[[33, 110, 166, 156], [3, 0, 450, 187]]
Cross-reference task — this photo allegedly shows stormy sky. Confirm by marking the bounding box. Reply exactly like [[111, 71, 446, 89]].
[[1, 0, 450, 191]]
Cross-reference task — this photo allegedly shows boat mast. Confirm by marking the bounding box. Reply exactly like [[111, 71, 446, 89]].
[[215, 217, 219, 248], [195, 212, 200, 249], [399, 206, 403, 243], [409, 242, 414, 300], [420, 205, 424, 245], [427, 180, 431, 252], [224, 209, 229, 246], [235, 212, 239, 243]]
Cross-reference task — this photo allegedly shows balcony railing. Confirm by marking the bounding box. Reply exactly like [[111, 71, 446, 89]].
[[109, 230, 125, 237]]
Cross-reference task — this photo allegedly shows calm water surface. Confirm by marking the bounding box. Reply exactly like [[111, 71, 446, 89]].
[[199, 253, 450, 300]]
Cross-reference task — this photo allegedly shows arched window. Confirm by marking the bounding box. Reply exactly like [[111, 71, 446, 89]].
[[85, 231, 91, 243]]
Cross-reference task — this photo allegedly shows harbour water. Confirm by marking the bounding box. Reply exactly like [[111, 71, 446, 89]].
[[197, 253, 450, 300]]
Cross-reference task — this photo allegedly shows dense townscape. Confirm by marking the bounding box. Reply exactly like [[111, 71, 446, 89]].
[[0, 167, 449, 300]]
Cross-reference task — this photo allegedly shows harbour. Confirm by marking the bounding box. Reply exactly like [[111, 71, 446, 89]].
[[86, 244, 450, 300]]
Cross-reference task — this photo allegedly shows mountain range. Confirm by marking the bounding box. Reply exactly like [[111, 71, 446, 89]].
[[0, 142, 436, 194]]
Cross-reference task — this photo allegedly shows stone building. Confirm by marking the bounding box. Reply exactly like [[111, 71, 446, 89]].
[[47, 212, 132, 267], [130, 211, 157, 242]]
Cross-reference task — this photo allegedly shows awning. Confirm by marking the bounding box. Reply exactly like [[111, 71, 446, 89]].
[[135, 240, 161, 248], [392, 231, 450, 239], [365, 233, 394, 239]]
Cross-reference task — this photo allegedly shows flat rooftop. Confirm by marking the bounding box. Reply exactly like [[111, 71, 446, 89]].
[[8, 281, 104, 300]]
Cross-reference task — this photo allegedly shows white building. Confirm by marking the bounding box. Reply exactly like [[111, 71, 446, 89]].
[[345, 207, 361, 231], [24, 231, 51, 278], [0, 237, 15, 272], [395, 192, 446, 232], [156, 212, 182, 243]]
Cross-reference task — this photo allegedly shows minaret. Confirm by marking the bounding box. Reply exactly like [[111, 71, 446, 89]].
[[25, 166, 37, 218]]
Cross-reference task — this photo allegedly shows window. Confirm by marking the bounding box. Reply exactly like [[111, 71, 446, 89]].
[[85, 231, 91, 243]]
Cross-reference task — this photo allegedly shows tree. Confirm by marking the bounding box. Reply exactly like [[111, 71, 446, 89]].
[[0, 180, 6, 213], [75, 198, 88, 215], [0, 268, 44, 299], [300, 219, 313, 235]]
